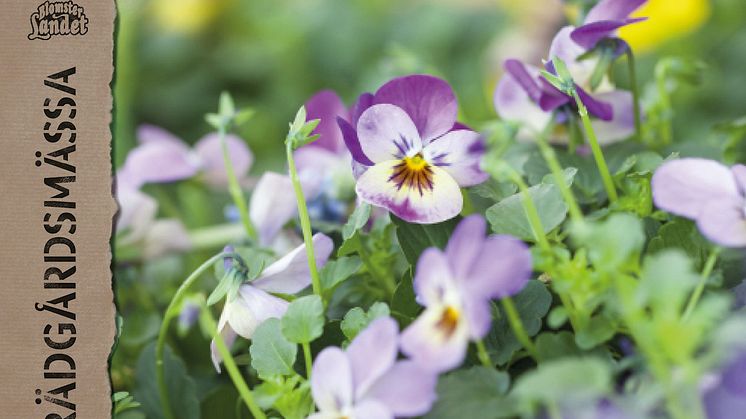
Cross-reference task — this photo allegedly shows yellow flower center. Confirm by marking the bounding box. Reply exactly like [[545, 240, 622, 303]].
[[389, 153, 434, 196], [436, 306, 460, 338]]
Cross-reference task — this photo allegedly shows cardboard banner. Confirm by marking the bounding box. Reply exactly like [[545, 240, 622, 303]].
[[0, 1, 116, 417]]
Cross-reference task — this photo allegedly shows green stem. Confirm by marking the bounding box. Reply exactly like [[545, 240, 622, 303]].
[[570, 90, 618, 203], [682, 248, 720, 321], [302, 342, 313, 379], [626, 50, 643, 142], [502, 297, 539, 361], [353, 234, 396, 297], [474, 339, 493, 368], [506, 170, 552, 252], [534, 129, 584, 225], [219, 125, 257, 241], [156, 252, 228, 419], [286, 143, 322, 296], [655, 62, 674, 146], [203, 307, 267, 419]]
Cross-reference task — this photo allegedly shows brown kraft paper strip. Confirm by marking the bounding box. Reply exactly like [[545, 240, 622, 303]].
[[0, 1, 117, 417]]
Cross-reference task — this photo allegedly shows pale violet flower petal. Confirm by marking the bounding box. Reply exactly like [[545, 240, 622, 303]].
[[548, 26, 595, 87], [226, 285, 288, 339], [400, 305, 470, 373], [444, 214, 487, 280], [311, 347, 354, 413], [137, 124, 185, 145], [194, 133, 253, 186], [251, 233, 333, 294], [352, 400, 393, 419], [373, 74, 458, 144], [355, 161, 462, 224], [210, 309, 238, 373], [464, 234, 533, 299], [122, 140, 199, 184], [356, 104, 423, 163], [696, 199, 746, 248], [347, 317, 398, 398], [494, 62, 553, 134], [364, 360, 438, 417], [590, 90, 636, 145], [413, 247, 456, 306], [249, 172, 298, 247], [652, 158, 740, 219], [423, 130, 488, 187]]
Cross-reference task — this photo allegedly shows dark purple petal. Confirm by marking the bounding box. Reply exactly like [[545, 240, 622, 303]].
[[537, 79, 570, 112], [374, 75, 458, 143], [504, 59, 543, 102], [306, 90, 350, 153], [585, 0, 647, 23], [571, 18, 647, 49], [351, 92, 375, 125], [338, 117, 374, 166], [577, 86, 614, 120]]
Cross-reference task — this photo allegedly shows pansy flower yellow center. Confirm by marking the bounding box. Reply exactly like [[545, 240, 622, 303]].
[[388, 153, 434, 196], [435, 306, 460, 338]]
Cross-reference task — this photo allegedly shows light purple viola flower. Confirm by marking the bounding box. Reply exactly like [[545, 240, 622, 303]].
[[651, 158, 746, 248], [338, 75, 487, 224], [248, 172, 301, 247], [115, 171, 192, 259], [121, 124, 253, 188], [401, 215, 532, 372], [703, 352, 746, 419], [210, 233, 333, 372], [310, 317, 438, 419], [571, 0, 648, 50]]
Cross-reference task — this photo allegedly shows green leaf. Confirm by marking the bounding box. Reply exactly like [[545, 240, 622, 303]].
[[133, 343, 199, 419], [391, 215, 459, 265], [342, 203, 371, 240], [486, 183, 568, 242], [574, 312, 618, 349], [320, 256, 362, 294], [485, 281, 552, 365], [340, 302, 390, 341], [281, 295, 325, 344], [571, 213, 644, 271], [647, 219, 710, 270], [512, 357, 612, 407], [250, 319, 297, 378], [390, 269, 420, 325], [426, 367, 515, 419], [470, 178, 517, 202], [535, 332, 582, 361]]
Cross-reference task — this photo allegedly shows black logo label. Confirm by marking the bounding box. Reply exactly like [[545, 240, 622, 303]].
[[29, 1, 89, 41]]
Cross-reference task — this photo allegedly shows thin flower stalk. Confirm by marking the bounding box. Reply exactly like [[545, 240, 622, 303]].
[[682, 247, 720, 321], [219, 124, 258, 241]]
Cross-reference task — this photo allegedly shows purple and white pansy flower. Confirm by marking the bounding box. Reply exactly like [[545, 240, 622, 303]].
[[210, 233, 333, 372], [310, 317, 438, 419], [339, 75, 488, 224], [121, 124, 253, 188], [494, 30, 636, 145], [401, 215, 532, 372], [651, 158, 746, 248]]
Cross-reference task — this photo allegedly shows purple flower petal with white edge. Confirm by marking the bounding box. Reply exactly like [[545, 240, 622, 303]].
[[571, 17, 647, 49], [194, 133, 253, 186], [585, 0, 647, 24], [423, 130, 488, 187], [346, 317, 399, 398], [251, 233, 333, 294], [249, 172, 298, 246], [311, 347, 355, 413], [357, 104, 423, 163], [374, 75, 458, 144], [306, 90, 350, 153], [696, 199, 746, 248], [364, 360, 438, 417], [590, 90, 636, 144], [355, 160, 463, 224], [652, 158, 740, 219]]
